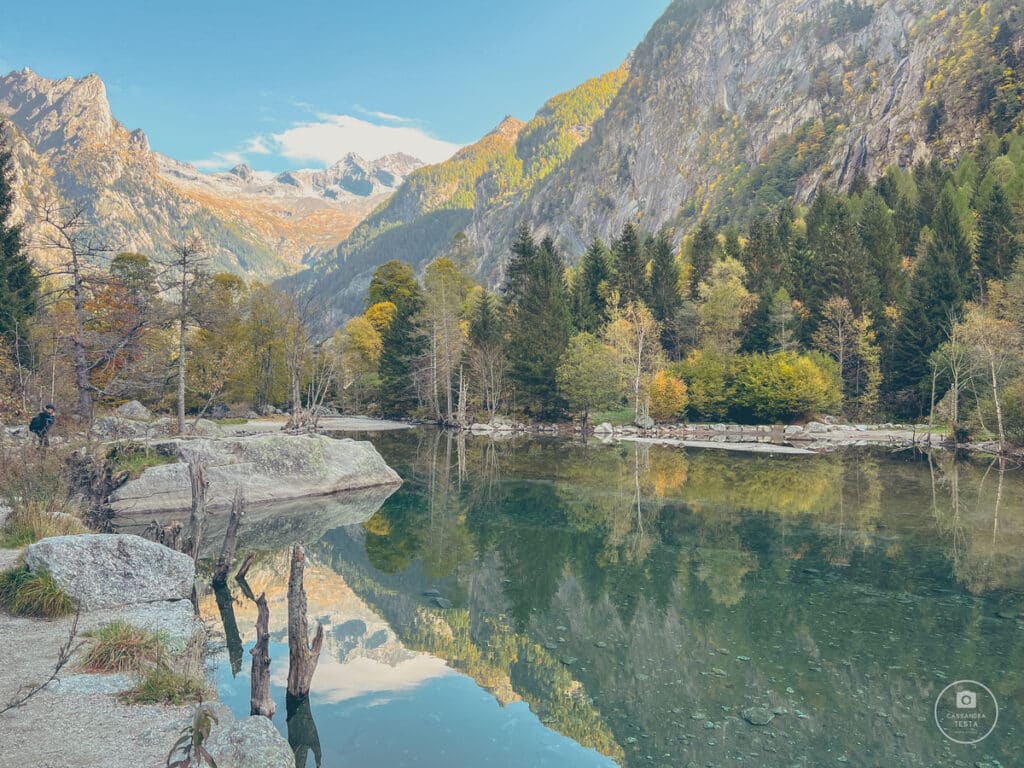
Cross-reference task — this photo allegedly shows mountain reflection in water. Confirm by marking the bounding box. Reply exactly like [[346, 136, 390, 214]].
[[204, 430, 1024, 767]]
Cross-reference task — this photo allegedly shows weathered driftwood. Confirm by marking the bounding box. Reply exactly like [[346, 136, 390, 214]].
[[212, 487, 245, 587], [286, 545, 324, 699], [250, 591, 275, 718], [235, 552, 257, 583], [187, 460, 208, 562]]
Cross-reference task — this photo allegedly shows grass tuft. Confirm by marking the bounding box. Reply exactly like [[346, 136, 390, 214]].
[[214, 417, 248, 425], [106, 443, 177, 479], [0, 503, 86, 548], [0, 566, 75, 617], [79, 621, 168, 673], [120, 668, 209, 705]]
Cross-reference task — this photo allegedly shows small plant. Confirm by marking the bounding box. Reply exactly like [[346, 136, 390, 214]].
[[167, 703, 219, 768], [0, 501, 86, 547], [79, 621, 168, 673], [106, 443, 177, 479], [121, 668, 209, 705], [0, 566, 75, 617]]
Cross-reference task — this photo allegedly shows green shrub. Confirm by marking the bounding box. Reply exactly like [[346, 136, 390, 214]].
[[120, 669, 209, 705], [730, 351, 842, 423], [1002, 377, 1024, 445], [0, 566, 75, 617], [106, 443, 177, 479], [80, 621, 168, 673]]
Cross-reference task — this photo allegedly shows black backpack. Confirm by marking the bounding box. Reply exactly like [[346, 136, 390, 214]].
[[29, 413, 45, 434]]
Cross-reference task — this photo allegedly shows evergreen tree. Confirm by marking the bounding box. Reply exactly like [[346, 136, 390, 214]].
[[886, 189, 971, 413], [570, 239, 612, 333], [379, 277, 425, 417], [467, 291, 506, 419], [503, 224, 539, 309], [507, 235, 571, 417], [647, 231, 682, 326], [977, 182, 1019, 288], [857, 190, 903, 309], [688, 218, 717, 299], [0, 128, 38, 363], [612, 223, 645, 305]]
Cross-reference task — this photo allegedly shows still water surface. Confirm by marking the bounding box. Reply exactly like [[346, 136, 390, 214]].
[[202, 430, 1024, 767]]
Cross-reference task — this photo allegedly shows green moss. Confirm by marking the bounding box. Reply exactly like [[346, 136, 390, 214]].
[[106, 444, 177, 479], [0, 566, 75, 618], [120, 669, 209, 705], [214, 417, 248, 425]]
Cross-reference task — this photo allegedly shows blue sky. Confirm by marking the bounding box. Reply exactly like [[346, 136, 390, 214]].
[[1, 0, 668, 172]]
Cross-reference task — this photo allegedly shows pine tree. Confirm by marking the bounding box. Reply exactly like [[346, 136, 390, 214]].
[[379, 277, 425, 417], [688, 219, 717, 299], [977, 182, 1019, 288], [857, 190, 903, 309], [0, 126, 38, 364], [507, 235, 571, 417], [570, 239, 612, 333], [503, 224, 539, 308], [612, 223, 645, 306], [887, 191, 970, 413], [647, 231, 682, 327]]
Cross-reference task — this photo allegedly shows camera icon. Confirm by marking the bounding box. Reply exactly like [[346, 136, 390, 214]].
[[956, 690, 977, 709]]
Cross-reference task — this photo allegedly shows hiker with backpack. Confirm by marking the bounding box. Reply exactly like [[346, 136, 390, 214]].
[[29, 404, 56, 448]]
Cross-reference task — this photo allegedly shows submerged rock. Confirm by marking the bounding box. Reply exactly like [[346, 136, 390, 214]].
[[25, 534, 194, 609], [108, 433, 401, 514]]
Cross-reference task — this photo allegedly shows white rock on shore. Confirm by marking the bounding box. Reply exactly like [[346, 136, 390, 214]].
[[24, 533, 195, 609], [108, 433, 402, 515]]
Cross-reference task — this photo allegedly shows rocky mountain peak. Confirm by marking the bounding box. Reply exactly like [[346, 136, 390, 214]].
[[491, 115, 526, 140]]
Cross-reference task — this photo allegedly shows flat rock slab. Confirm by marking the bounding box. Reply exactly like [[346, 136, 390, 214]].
[[25, 534, 195, 610], [620, 437, 816, 455], [108, 433, 401, 515]]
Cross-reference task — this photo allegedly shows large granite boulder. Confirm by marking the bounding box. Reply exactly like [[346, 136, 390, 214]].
[[108, 433, 401, 515], [91, 416, 174, 440], [114, 400, 152, 420], [24, 534, 194, 609], [205, 713, 293, 768]]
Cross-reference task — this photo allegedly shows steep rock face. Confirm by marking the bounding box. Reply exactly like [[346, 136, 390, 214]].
[[297, 0, 1021, 322], [295, 66, 630, 322], [0, 69, 422, 277]]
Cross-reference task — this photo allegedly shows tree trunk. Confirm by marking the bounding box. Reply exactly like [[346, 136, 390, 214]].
[[212, 488, 245, 587], [990, 358, 1006, 452], [187, 461, 208, 562], [70, 252, 93, 422], [177, 312, 187, 435], [250, 592, 275, 718], [287, 545, 324, 699]]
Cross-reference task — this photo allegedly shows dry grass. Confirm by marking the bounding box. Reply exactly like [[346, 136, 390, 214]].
[[0, 566, 75, 617], [0, 441, 86, 547], [79, 621, 168, 673]]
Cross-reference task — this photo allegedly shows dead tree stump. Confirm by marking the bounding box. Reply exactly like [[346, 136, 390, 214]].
[[286, 545, 324, 699], [250, 592, 275, 718], [187, 460, 208, 562], [212, 487, 245, 587]]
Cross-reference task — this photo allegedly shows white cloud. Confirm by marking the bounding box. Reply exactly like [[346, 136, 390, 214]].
[[190, 110, 461, 172], [191, 150, 246, 170], [272, 113, 461, 165], [242, 136, 272, 155]]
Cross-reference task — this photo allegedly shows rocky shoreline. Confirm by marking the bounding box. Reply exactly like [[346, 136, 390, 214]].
[[0, 535, 294, 768]]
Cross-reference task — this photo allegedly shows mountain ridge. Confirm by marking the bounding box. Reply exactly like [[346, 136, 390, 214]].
[[0, 67, 424, 277]]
